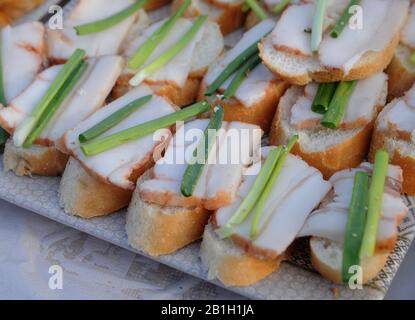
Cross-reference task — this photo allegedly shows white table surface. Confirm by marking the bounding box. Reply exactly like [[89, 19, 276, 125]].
[[0, 198, 414, 300]]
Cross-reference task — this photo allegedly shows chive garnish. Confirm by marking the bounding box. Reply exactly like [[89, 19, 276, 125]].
[[81, 101, 210, 156], [79, 95, 152, 143], [74, 0, 149, 36], [23, 61, 89, 148], [180, 106, 224, 197], [311, 0, 327, 53], [250, 135, 298, 238], [13, 49, 86, 147], [222, 54, 261, 100], [360, 149, 389, 258], [215, 147, 282, 239], [330, 0, 360, 38], [411, 52, 415, 65], [341, 171, 369, 284], [129, 15, 208, 87], [245, 0, 268, 20], [205, 43, 259, 96], [311, 82, 338, 114], [273, 0, 292, 14], [321, 80, 357, 129], [127, 0, 191, 70]]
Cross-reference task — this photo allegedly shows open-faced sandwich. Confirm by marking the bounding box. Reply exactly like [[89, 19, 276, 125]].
[[0, 0, 44, 26], [299, 151, 408, 285], [46, 0, 152, 63], [0, 50, 123, 176], [386, 0, 415, 100], [200, 140, 331, 286], [199, 19, 287, 131], [58, 85, 193, 218], [126, 106, 263, 256], [259, 0, 410, 85], [171, 0, 246, 35], [115, 0, 224, 107], [370, 84, 415, 195], [270, 72, 388, 178]]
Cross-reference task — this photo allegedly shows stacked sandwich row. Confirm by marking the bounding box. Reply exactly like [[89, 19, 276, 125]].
[[0, 0, 414, 288]]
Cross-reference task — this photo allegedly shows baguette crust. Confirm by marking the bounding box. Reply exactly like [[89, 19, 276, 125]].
[[259, 33, 401, 86], [200, 224, 283, 287], [310, 237, 389, 285], [386, 46, 415, 101], [370, 126, 415, 195], [171, 0, 246, 35], [198, 80, 288, 132], [59, 158, 132, 219], [127, 172, 211, 256], [3, 139, 68, 176], [269, 88, 379, 179]]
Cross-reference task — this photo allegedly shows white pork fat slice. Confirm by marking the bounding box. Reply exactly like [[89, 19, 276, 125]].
[[64, 85, 178, 190], [125, 18, 205, 88], [0, 55, 123, 144], [215, 150, 331, 258], [289, 72, 387, 129], [139, 119, 263, 210], [1, 22, 45, 104], [401, 4, 415, 49], [47, 0, 140, 60], [298, 163, 408, 249], [319, 0, 410, 73]]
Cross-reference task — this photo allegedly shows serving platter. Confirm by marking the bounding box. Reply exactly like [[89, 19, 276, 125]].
[[2, 0, 415, 300]]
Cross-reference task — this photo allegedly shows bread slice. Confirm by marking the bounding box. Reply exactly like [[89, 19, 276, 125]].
[[259, 32, 401, 86], [310, 237, 389, 285], [3, 139, 68, 176], [269, 86, 382, 179], [198, 80, 288, 132], [126, 172, 211, 256], [386, 45, 415, 101], [200, 223, 284, 287], [114, 20, 224, 106], [59, 158, 133, 219], [171, 0, 246, 35]]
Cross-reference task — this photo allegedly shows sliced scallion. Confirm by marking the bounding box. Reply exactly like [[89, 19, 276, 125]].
[[79, 95, 152, 143], [330, 0, 361, 38], [23, 61, 89, 148], [13, 48, 86, 147], [129, 15, 208, 87], [127, 0, 191, 70], [311, 82, 338, 114], [411, 52, 415, 65], [274, 0, 292, 14], [180, 106, 224, 197], [250, 135, 298, 238], [81, 101, 210, 156], [222, 54, 261, 100], [342, 171, 369, 284], [311, 0, 327, 53], [205, 43, 259, 96], [74, 0, 149, 36], [360, 149, 389, 258], [321, 80, 357, 129], [245, 0, 268, 20]]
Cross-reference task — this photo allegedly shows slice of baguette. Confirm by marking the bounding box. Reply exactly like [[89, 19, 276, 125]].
[[126, 171, 211, 256], [386, 45, 415, 101], [370, 101, 415, 195], [3, 139, 68, 176], [171, 0, 246, 35], [198, 80, 288, 132], [310, 237, 389, 285], [59, 158, 133, 219], [269, 87, 381, 179], [114, 20, 224, 106], [200, 223, 284, 287], [259, 32, 401, 86]]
